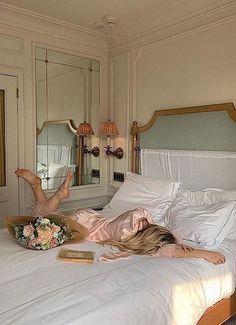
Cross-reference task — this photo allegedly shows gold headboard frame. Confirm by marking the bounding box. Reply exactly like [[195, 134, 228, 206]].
[[131, 102, 236, 173], [37, 119, 77, 135]]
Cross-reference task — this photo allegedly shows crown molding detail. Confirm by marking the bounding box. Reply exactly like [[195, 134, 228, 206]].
[[0, 2, 109, 52], [1, 1, 236, 53], [111, 0, 236, 53]]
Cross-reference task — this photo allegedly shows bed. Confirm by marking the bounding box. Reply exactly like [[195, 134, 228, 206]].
[[131, 102, 236, 324], [1, 103, 236, 325]]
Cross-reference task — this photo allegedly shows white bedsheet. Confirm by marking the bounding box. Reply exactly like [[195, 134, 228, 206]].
[[0, 221, 235, 325]]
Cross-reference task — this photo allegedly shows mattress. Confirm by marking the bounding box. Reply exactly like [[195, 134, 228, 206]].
[[0, 209, 235, 325]]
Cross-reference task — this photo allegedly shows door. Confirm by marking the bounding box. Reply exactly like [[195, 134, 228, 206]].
[[0, 74, 18, 228]]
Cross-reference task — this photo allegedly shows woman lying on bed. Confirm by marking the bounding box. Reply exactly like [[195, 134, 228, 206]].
[[15, 168, 226, 264]]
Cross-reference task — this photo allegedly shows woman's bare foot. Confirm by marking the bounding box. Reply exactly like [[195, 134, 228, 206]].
[[57, 171, 73, 200], [15, 168, 42, 188], [40, 171, 73, 211]]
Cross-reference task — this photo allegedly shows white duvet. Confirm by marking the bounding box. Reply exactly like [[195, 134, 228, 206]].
[[0, 212, 236, 325]]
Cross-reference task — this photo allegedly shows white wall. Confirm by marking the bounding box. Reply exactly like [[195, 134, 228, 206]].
[[1, 2, 236, 209], [110, 14, 236, 178], [0, 4, 110, 214]]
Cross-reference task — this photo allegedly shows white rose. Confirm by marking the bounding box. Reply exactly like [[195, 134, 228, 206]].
[[41, 218, 50, 225]]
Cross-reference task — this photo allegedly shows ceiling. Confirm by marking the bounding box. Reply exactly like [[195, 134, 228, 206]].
[[0, 0, 233, 45]]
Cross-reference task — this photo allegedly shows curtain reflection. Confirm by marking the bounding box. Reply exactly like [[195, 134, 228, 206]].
[[0, 90, 6, 187]]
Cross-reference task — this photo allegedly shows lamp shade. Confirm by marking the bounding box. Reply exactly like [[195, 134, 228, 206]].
[[101, 120, 119, 136], [76, 121, 94, 136]]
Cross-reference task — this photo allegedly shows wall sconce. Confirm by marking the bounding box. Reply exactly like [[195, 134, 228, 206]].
[[76, 121, 99, 157], [100, 120, 123, 159]]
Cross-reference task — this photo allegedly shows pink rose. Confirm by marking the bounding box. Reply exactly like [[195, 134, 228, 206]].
[[49, 238, 59, 248], [23, 225, 35, 237], [51, 225, 61, 233], [28, 238, 40, 247], [37, 227, 53, 243]]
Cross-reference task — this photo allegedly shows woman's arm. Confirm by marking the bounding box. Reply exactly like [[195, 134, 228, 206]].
[[173, 247, 226, 265]]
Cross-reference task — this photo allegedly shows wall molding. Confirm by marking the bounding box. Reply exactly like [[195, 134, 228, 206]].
[[108, 1, 236, 177], [2, 1, 236, 54], [111, 1, 236, 52], [108, 57, 115, 186], [0, 32, 24, 56], [108, 53, 130, 182], [131, 48, 143, 123], [0, 2, 109, 52], [123, 9, 236, 132]]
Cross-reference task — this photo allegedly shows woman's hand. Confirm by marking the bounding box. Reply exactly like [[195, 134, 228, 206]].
[[202, 251, 226, 265], [172, 246, 226, 265], [176, 244, 193, 252]]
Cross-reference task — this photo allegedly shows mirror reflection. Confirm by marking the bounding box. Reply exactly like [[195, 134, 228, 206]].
[[35, 48, 100, 189]]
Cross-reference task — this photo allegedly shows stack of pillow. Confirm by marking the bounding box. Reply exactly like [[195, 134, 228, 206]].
[[105, 172, 236, 249]]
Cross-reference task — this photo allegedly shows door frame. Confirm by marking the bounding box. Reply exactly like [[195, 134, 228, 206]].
[[0, 66, 25, 215]]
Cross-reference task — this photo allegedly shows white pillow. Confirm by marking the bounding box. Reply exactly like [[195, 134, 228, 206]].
[[106, 172, 180, 223], [179, 188, 236, 206], [37, 162, 47, 173], [166, 193, 236, 249], [48, 163, 65, 189], [61, 164, 77, 176], [36, 162, 48, 183]]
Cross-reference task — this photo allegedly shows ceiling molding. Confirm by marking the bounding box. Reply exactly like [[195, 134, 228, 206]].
[[1, 0, 236, 54], [0, 1, 109, 51], [111, 0, 236, 51], [0, 1, 100, 36]]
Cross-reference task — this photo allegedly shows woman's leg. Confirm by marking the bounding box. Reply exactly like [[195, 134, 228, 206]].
[[15, 168, 47, 204], [45, 171, 73, 211]]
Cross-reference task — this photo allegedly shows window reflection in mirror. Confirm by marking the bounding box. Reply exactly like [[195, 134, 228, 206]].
[[35, 48, 100, 189], [0, 89, 6, 187]]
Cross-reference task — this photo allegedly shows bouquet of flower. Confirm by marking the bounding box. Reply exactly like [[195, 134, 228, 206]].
[[6, 214, 88, 250]]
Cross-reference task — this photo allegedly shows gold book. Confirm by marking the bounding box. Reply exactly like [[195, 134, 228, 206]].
[[58, 248, 95, 264]]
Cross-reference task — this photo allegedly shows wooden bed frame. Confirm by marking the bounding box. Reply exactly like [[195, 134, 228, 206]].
[[130, 102, 236, 324], [198, 291, 236, 325]]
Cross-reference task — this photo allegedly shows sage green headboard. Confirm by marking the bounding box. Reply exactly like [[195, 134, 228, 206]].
[[131, 103, 236, 173], [140, 111, 236, 151], [37, 119, 77, 146]]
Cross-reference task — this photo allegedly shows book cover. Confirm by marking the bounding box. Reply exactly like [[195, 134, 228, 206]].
[[58, 248, 95, 263]]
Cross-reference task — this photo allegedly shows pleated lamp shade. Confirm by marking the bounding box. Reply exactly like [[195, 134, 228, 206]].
[[76, 121, 94, 136], [101, 120, 119, 136]]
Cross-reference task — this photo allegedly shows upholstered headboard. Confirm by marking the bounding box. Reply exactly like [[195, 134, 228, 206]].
[[131, 103, 236, 190]]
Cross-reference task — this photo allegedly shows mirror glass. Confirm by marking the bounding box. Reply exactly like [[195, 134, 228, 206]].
[[35, 48, 100, 189], [0, 89, 6, 187]]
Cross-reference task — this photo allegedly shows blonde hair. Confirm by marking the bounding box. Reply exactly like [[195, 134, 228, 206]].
[[99, 224, 176, 256]]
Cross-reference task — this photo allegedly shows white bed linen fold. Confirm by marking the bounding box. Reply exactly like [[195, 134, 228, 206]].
[[0, 223, 235, 325]]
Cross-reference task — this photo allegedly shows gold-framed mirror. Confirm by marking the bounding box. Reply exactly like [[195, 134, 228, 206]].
[[35, 47, 100, 189]]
